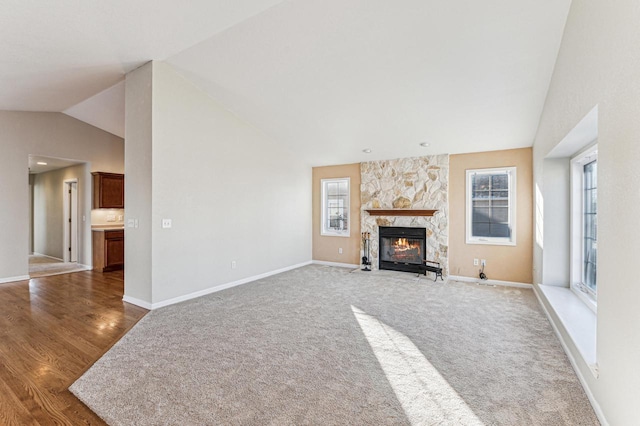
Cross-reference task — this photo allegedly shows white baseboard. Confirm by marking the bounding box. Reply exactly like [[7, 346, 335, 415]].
[[128, 261, 314, 311], [448, 275, 532, 288], [532, 284, 608, 426], [0, 275, 30, 284], [122, 295, 153, 310], [312, 260, 359, 269]]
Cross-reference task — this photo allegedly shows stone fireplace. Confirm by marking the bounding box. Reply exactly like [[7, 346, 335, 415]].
[[360, 155, 449, 275]]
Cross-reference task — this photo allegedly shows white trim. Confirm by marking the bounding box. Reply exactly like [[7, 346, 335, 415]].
[[63, 178, 79, 263], [312, 260, 359, 269], [465, 167, 517, 246], [533, 284, 608, 426], [571, 286, 597, 314], [570, 144, 598, 308], [32, 252, 64, 262], [321, 177, 350, 237], [128, 261, 313, 310], [0, 275, 31, 284], [122, 295, 153, 310], [448, 275, 532, 288], [320, 232, 351, 238]]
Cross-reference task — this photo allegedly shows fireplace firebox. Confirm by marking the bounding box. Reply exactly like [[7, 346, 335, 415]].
[[379, 226, 426, 274]]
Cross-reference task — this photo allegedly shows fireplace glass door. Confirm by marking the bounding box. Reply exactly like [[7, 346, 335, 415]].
[[378, 226, 426, 273]]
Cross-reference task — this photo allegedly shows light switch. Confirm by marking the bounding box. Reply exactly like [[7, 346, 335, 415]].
[[162, 219, 172, 229]]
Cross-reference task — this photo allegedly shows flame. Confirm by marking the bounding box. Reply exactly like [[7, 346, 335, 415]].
[[393, 238, 421, 252], [394, 238, 408, 247]]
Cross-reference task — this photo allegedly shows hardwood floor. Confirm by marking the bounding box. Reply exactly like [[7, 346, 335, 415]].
[[0, 270, 148, 425]]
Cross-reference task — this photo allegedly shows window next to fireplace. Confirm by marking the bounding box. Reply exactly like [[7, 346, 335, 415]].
[[379, 226, 427, 274]]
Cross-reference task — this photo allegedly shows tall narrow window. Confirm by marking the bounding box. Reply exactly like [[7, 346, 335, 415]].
[[321, 178, 349, 236], [466, 167, 516, 245], [582, 160, 597, 292], [571, 145, 597, 305]]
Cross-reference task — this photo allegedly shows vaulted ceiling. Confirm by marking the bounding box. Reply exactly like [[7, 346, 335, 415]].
[[1, 0, 571, 166]]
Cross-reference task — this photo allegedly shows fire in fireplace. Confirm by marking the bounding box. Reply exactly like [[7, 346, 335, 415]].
[[379, 226, 426, 274]]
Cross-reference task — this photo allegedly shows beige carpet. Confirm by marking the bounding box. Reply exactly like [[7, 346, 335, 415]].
[[29, 254, 91, 278], [71, 265, 599, 425]]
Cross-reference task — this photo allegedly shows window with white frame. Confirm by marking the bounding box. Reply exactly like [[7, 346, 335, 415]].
[[466, 167, 516, 245], [321, 178, 350, 236], [571, 145, 598, 304]]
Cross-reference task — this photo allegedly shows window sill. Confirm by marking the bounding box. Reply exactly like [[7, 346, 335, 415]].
[[320, 232, 350, 238], [536, 284, 598, 377], [466, 239, 516, 246]]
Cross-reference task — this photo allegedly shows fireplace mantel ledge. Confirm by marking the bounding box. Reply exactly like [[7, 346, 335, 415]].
[[365, 209, 438, 217]]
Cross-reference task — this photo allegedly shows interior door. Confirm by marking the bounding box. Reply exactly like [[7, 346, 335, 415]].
[[64, 180, 78, 263]]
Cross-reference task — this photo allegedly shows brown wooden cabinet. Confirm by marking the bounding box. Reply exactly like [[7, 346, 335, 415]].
[[92, 172, 124, 209], [92, 229, 124, 272]]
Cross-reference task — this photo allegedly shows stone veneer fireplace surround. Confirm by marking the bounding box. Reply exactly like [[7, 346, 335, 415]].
[[360, 155, 449, 275]]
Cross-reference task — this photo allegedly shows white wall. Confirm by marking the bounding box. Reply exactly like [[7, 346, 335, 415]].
[[124, 62, 154, 304], [0, 112, 124, 282], [124, 61, 312, 306], [541, 158, 570, 286], [532, 1, 640, 424], [33, 164, 89, 262]]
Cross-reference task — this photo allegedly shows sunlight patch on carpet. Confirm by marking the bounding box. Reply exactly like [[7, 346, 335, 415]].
[[352, 305, 484, 426]]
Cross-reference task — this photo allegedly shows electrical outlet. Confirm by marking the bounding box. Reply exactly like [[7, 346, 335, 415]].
[[473, 258, 479, 266], [481, 259, 486, 266], [118, 215, 123, 221], [107, 214, 116, 222], [231, 260, 237, 269], [339, 248, 343, 254], [162, 219, 172, 229]]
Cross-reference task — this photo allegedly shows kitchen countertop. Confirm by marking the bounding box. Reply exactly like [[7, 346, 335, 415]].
[[91, 226, 125, 232]]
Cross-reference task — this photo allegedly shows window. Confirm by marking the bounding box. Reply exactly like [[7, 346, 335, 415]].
[[582, 160, 597, 292], [321, 178, 350, 237], [571, 145, 597, 305], [466, 167, 516, 245]]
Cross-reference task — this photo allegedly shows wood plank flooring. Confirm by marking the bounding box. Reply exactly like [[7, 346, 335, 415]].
[[0, 270, 148, 425]]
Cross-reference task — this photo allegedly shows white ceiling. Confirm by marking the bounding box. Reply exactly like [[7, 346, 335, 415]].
[[2, 1, 571, 166], [0, 0, 283, 111]]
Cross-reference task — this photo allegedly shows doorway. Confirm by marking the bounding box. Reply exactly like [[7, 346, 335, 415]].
[[64, 179, 78, 263], [29, 155, 91, 278]]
